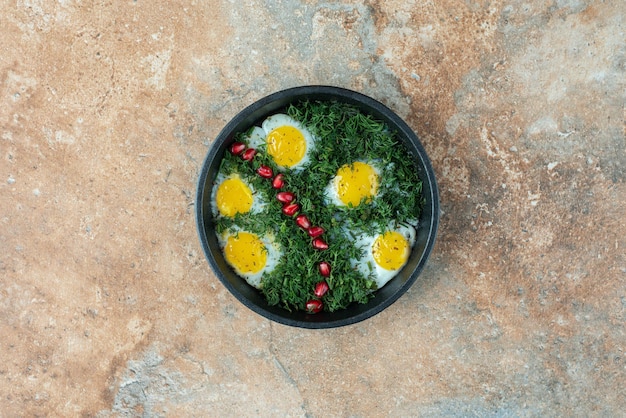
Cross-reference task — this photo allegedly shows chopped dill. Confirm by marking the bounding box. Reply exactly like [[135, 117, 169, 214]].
[[213, 100, 424, 312]]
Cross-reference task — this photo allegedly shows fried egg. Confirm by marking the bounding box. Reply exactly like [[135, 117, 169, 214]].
[[211, 172, 264, 218], [352, 223, 416, 289], [218, 228, 282, 288], [325, 161, 381, 207], [260, 114, 316, 170]]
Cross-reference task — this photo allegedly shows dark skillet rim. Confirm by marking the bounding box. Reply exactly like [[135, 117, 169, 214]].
[[196, 85, 439, 329]]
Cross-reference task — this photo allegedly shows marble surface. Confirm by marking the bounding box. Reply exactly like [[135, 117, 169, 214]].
[[1, 0, 625, 416]]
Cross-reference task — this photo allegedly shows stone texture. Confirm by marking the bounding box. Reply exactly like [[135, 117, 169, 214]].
[[1, 0, 624, 416]]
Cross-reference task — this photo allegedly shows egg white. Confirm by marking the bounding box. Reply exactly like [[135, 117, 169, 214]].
[[261, 114, 316, 171], [351, 223, 417, 289], [218, 227, 283, 288], [243, 126, 266, 149], [324, 160, 382, 207], [210, 172, 265, 218]]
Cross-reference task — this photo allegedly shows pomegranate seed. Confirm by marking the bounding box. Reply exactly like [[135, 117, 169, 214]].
[[282, 203, 300, 216], [229, 142, 246, 155], [318, 261, 331, 277], [295, 214, 311, 230], [276, 191, 295, 204], [272, 174, 285, 189], [312, 237, 328, 250], [241, 148, 256, 161], [256, 165, 273, 179], [305, 299, 323, 314], [314, 281, 329, 298], [307, 226, 325, 238]]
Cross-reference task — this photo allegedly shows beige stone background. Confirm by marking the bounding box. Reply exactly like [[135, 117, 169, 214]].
[[1, 0, 625, 416]]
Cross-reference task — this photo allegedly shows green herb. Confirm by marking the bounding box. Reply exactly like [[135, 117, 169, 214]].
[[213, 100, 424, 312]]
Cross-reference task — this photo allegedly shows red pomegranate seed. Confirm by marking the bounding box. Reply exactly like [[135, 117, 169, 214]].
[[256, 165, 273, 179], [307, 226, 325, 238], [276, 191, 295, 204], [314, 281, 329, 298], [282, 203, 300, 216], [305, 299, 323, 314], [241, 148, 256, 161], [318, 261, 331, 277], [312, 237, 328, 250], [272, 174, 285, 189], [229, 142, 246, 155], [295, 214, 311, 230]]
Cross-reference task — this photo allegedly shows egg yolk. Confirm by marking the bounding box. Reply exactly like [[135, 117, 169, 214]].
[[215, 177, 253, 217], [372, 231, 410, 270], [334, 162, 379, 206], [224, 232, 267, 274], [266, 126, 306, 167]]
